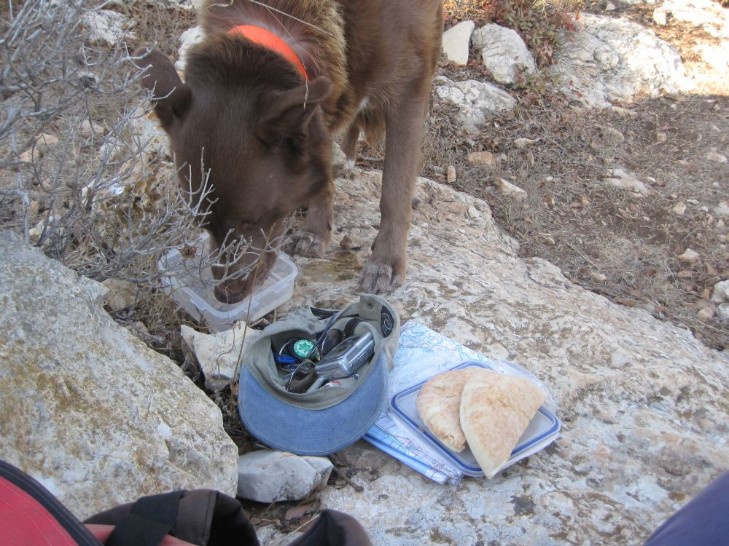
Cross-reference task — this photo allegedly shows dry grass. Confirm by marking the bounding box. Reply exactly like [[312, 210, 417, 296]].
[[432, 94, 727, 349]]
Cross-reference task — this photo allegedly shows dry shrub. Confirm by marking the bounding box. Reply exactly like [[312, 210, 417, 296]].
[[0, 0, 210, 351]]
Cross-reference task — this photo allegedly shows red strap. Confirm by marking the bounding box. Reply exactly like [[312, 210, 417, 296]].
[[228, 24, 309, 81]]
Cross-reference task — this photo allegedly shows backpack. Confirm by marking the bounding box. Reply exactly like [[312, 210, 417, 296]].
[[0, 459, 371, 546]]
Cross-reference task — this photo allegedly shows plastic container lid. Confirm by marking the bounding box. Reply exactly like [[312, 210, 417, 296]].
[[157, 233, 298, 331], [390, 360, 561, 477]]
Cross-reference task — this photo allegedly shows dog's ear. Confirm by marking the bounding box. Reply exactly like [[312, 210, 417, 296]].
[[256, 77, 332, 149], [133, 47, 192, 129]]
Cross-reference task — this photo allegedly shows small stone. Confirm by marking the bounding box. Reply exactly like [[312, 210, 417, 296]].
[[602, 168, 650, 197], [19, 133, 60, 162], [656, 132, 668, 143], [686, 199, 700, 205], [340, 234, 354, 250], [467, 205, 481, 219], [441, 20, 476, 66], [591, 127, 625, 150], [447, 165, 457, 183], [652, 9, 668, 25], [697, 307, 715, 321], [677, 270, 693, 279], [677, 249, 700, 264], [705, 151, 727, 163], [541, 233, 556, 246], [79, 120, 106, 138], [102, 278, 138, 312], [181, 323, 262, 391], [236, 451, 333, 503], [127, 321, 150, 340], [671, 202, 687, 216], [605, 1, 616, 10], [713, 202, 729, 218], [591, 271, 607, 283], [493, 178, 528, 200], [513, 138, 538, 149], [711, 280, 729, 304], [467, 151, 495, 167]]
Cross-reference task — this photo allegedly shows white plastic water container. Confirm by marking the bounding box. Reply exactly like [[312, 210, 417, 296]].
[[158, 233, 298, 331]]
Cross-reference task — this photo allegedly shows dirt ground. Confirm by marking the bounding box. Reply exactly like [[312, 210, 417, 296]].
[[417, 84, 728, 351], [424, 2, 728, 351]]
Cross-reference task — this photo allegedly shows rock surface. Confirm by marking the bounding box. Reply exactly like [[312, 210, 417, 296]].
[[552, 13, 687, 107], [0, 231, 239, 520], [256, 169, 729, 545]]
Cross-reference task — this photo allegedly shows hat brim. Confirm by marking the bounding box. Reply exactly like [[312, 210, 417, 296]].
[[238, 352, 388, 456]]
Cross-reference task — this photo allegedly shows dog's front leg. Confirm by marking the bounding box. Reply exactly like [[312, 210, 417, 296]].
[[360, 95, 429, 293], [289, 180, 334, 258]]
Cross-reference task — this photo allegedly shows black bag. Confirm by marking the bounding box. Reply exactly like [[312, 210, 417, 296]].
[[0, 459, 371, 546]]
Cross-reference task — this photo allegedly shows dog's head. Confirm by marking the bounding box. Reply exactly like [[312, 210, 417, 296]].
[[133, 43, 332, 303]]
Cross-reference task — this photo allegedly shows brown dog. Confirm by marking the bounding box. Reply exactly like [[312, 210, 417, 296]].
[[135, 0, 443, 303]]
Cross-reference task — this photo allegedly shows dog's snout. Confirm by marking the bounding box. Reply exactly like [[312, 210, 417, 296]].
[[213, 282, 245, 304]]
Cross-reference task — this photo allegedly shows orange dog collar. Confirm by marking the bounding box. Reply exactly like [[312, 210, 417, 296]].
[[228, 24, 309, 81]]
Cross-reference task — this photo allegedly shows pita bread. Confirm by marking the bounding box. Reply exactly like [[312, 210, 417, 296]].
[[460, 370, 546, 478], [416, 369, 480, 451]]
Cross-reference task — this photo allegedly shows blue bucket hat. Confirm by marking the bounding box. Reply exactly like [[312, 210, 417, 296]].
[[238, 294, 400, 456]]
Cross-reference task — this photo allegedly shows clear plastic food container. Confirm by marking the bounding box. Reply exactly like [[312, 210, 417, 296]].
[[158, 233, 298, 331]]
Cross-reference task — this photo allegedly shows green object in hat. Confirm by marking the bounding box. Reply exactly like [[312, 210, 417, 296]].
[[292, 339, 316, 360]]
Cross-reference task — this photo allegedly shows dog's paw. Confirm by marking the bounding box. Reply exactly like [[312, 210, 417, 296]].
[[359, 261, 404, 294], [286, 230, 327, 257]]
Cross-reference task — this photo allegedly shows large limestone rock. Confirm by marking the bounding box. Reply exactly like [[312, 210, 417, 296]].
[[552, 13, 687, 107], [81, 9, 135, 47], [652, 0, 729, 94], [472, 23, 536, 85], [259, 170, 729, 544], [0, 231, 239, 520], [433, 76, 516, 134]]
